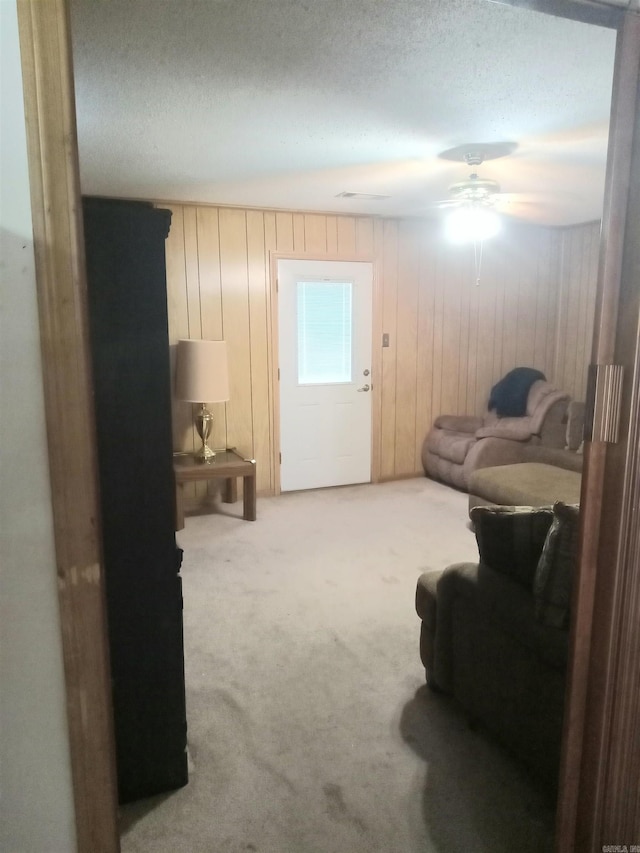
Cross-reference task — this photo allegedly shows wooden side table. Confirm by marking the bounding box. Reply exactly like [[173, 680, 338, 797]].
[[173, 449, 257, 529]]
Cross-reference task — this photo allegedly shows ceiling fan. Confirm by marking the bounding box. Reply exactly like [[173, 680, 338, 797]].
[[438, 172, 502, 208], [434, 143, 516, 280], [433, 141, 558, 223]]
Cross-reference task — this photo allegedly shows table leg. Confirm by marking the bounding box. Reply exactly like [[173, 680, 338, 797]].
[[223, 476, 238, 504], [243, 461, 257, 521]]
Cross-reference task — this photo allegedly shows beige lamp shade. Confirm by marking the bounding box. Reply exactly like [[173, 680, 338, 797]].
[[175, 339, 230, 403]]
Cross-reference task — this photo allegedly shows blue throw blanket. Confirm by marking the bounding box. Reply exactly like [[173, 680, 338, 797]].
[[488, 367, 546, 417]]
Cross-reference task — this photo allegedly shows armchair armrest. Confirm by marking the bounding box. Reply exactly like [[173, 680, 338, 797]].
[[433, 414, 483, 433], [431, 562, 480, 692]]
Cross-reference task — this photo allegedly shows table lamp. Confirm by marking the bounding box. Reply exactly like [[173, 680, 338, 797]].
[[175, 339, 230, 461]]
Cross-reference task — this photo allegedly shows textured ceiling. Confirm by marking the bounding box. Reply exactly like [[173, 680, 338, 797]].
[[70, 0, 618, 226]]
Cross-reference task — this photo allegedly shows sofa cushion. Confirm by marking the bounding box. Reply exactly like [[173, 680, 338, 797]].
[[533, 502, 580, 628], [432, 560, 569, 692], [475, 562, 570, 671], [521, 446, 583, 473], [471, 505, 554, 588], [468, 462, 582, 509]]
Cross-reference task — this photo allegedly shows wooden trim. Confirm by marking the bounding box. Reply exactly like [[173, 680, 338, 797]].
[[585, 363, 625, 443], [556, 12, 640, 852], [272, 251, 375, 263], [370, 221, 385, 483], [377, 472, 423, 484], [269, 252, 282, 494], [16, 1, 119, 851], [577, 12, 640, 846], [600, 364, 640, 832], [15, 0, 637, 849]]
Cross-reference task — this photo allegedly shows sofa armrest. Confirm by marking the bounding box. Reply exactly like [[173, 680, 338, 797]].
[[475, 420, 533, 441], [462, 436, 537, 483], [433, 414, 483, 433]]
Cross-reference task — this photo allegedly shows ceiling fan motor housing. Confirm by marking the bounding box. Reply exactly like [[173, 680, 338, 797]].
[[449, 173, 501, 202], [463, 151, 485, 166]]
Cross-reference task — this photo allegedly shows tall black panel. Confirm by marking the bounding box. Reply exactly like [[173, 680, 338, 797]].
[[83, 197, 188, 803]]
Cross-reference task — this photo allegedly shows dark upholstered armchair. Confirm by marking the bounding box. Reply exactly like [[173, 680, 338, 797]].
[[415, 502, 579, 792]]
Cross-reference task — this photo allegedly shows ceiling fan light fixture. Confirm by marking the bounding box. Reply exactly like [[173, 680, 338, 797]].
[[445, 206, 501, 243]]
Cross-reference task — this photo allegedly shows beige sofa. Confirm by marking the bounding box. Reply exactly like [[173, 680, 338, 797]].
[[423, 380, 569, 491], [466, 401, 585, 512]]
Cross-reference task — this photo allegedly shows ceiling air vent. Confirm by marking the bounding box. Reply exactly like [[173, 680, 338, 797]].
[[336, 191, 390, 200]]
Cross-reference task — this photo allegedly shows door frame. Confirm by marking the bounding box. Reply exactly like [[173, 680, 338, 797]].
[[276, 258, 375, 493], [16, 0, 639, 850], [15, 1, 119, 850], [269, 252, 382, 495], [554, 14, 640, 850]]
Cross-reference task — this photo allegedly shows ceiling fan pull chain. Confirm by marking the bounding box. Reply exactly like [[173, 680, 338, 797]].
[[474, 239, 484, 285]]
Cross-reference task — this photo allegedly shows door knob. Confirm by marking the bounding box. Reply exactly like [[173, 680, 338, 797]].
[[363, 369, 370, 376], [357, 384, 370, 392]]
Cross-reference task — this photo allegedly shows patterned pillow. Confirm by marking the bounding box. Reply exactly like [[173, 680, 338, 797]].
[[533, 502, 580, 628], [471, 505, 554, 588]]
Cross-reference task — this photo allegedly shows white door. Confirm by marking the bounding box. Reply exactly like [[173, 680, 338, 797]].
[[278, 259, 373, 492]]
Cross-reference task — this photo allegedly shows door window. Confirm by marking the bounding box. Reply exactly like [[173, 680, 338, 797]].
[[296, 280, 353, 385]]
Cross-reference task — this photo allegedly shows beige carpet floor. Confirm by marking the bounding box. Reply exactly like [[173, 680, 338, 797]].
[[120, 477, 555, 852]]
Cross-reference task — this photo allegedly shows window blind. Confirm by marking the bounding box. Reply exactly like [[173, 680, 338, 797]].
[[297, 280, 352, 385]]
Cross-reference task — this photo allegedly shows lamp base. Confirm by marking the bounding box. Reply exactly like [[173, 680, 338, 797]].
[[195, 444, 216, 462], [194, 404, 216, 462]]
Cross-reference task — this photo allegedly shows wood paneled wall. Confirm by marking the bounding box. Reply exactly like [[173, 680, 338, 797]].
[[163, 202, 598, 498], [554, 221, 601, 401]]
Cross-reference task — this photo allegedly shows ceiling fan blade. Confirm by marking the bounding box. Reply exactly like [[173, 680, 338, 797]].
[[433, 199, 462, 208], [417, 198, 463, 212], [498, 201, 550, 214], [497, 190, 573, 205], [493, 192, 557, 211], [493, 199, 560, 224]]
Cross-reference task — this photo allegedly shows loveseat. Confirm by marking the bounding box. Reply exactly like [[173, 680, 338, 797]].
[[415, 502, 579, 792], [423, 375, 570, 491]]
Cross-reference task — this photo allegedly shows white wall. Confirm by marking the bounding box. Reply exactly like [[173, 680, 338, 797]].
[[0, 1, 77, 850]]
